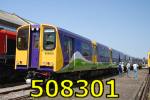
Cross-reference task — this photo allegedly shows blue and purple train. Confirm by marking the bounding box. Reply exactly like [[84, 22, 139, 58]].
[[15, 24, 143, 82]]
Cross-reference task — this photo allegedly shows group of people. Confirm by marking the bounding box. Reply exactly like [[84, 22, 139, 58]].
[[118, 62, 139, 80]]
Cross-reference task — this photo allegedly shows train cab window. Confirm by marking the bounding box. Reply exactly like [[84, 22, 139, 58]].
[[17, 27, 29, 50], [43, 28, 56, 50]]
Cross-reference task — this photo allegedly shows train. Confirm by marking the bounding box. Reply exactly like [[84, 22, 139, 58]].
[[15, 24, 143, 82], [0, 28, 16, 65], [0, 28, 26, 84]]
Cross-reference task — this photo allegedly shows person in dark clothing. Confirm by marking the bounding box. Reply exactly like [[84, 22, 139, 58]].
[[118, 62, 122, 77]]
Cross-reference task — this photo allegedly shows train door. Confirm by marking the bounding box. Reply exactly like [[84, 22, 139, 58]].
[[29, 27, 40, 68], [64, 36, 74, 64]]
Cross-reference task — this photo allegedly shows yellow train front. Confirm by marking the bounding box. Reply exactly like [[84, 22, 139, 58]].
[[15, 24, 64, 81], [15, 24, 134, 83]]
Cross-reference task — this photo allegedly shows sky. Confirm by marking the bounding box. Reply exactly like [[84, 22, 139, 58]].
[[1, 0, 150, 58]]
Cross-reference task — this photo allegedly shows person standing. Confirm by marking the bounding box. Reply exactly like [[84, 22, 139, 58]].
[[118, 62, 122, 77], [126, 63, 130, 77], [133, 63, 138, 80], [121, 62, 124, 73]]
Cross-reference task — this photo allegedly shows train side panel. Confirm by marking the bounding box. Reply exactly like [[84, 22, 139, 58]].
[[112, 49, 119, 63], [0, 29, 16, 64], [57, 29, 94, 72], [0, 30, 6, 55], [97, 43, 110, 62]]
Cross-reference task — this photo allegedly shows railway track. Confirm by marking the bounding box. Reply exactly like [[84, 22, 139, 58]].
[[135, 73, 150, 100], [0, 84, 33, 100], [0, 82, 25, 88]]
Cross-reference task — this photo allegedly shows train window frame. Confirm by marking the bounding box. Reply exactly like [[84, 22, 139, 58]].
[[17, 27, 29, 50], [43, 27, 56, 50], [64, 36, 74, 58], [98, 46, 108, 57]]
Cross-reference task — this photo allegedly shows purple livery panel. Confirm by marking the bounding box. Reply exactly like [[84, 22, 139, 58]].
[[29, 25, 40, 68]]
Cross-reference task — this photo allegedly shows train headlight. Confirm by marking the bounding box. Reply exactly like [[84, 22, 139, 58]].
[[31, 27, 34, 31], [36, 27, 39, 31]]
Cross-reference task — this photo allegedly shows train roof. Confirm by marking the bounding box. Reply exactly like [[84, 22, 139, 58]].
[[0, 29, 16, 39], [96, 42, 110, 49], [58, 27, 112, 49], [58, 27, 92, 42]]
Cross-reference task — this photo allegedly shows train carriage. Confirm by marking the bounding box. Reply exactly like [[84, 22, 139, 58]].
[[15, 24, 118, 81], [96, 43, 110, 62], [15, 24, 94, 72], [0, 28, 16, 65], [15, 24, 143, 82], [112, 49, 120, 63], [0, 28, 24, 84], [58, 28, 93, 66]]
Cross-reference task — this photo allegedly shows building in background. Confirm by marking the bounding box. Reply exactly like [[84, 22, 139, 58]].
[[0, 10, 35, 31], [0, 10, 36, 64]]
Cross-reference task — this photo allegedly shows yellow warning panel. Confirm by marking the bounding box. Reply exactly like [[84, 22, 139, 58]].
[[148, 52, 150, 67]]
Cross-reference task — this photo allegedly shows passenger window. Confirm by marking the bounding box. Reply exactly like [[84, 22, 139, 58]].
[[64, 36, 73, 58], [81, 43, 91, 56], [99, 47, 108, 57]]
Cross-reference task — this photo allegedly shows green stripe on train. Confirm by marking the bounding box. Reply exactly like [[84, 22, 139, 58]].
[[58, 59, 117, 73]]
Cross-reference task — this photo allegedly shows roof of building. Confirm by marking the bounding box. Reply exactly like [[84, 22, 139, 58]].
[[0, 10, 36, 25]]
